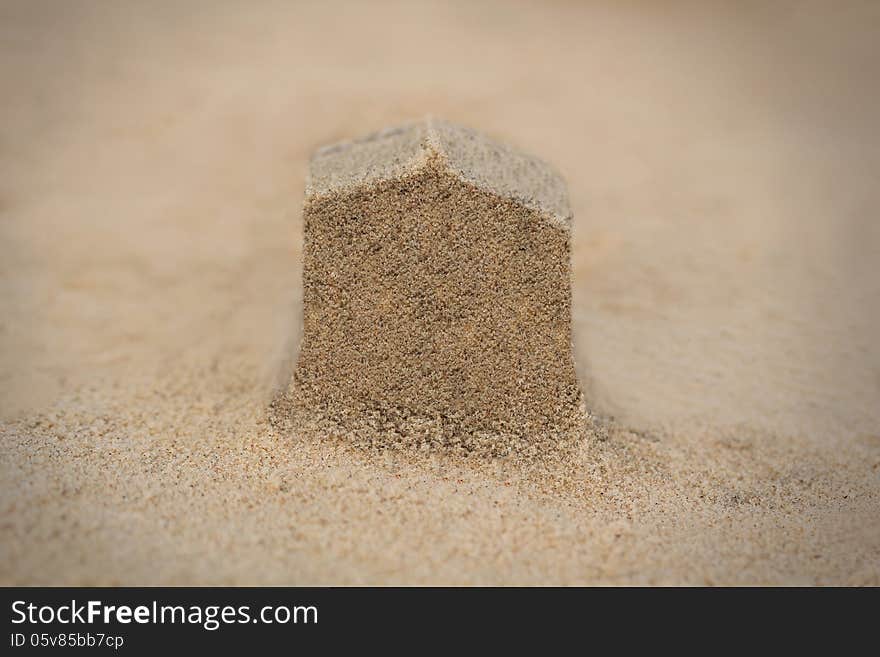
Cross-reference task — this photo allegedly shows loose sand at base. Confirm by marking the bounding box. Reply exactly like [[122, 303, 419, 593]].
[[2, 1, 879, 585]]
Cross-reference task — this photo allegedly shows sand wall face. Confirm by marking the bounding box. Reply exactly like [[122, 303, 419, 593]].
[[289, 121, 586, 454]]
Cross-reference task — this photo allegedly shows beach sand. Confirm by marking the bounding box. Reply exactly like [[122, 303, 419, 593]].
[[1, 0, 878, 585]]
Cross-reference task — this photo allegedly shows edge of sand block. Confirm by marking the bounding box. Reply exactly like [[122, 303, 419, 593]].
[[304, 117, 573, 229]]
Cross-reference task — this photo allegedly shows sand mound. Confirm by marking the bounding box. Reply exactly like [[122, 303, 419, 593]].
[[281, 119, 587, 456]]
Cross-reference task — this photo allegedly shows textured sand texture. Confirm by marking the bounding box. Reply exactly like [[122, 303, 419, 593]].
[[1, 1, 879, 585], [280, 118, 586, 455]]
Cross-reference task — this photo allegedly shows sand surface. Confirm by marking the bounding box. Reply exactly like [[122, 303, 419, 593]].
[[1, 0, 878, 585]]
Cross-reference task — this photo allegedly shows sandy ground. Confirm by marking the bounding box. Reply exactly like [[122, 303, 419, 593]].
[[1, 0, 878, 585]]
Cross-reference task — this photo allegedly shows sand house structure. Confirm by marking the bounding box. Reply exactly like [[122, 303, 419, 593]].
[[286, 118, 586, 455]]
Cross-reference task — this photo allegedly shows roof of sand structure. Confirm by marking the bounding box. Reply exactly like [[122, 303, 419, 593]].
[[305, 117, 573, 227]]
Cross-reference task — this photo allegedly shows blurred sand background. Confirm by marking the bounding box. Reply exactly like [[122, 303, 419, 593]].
[[1, 0, 878, 584]]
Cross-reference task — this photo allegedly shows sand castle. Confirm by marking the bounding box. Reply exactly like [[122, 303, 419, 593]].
[[283, 118, 586, 455]]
